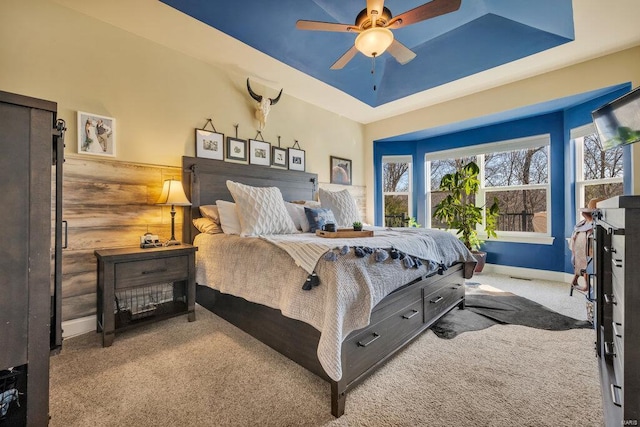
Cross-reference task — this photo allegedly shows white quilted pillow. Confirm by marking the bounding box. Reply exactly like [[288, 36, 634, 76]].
[[319, 188, 360, 228], [226, 180, 297, 236]]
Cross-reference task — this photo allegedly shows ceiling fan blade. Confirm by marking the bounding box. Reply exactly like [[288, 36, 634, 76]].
[[367, 0, 385, 21], [296, 20, 358, 33], [330, 46, 359, 70], [387, 0, 461, 29], [386, 40, 417, 65]]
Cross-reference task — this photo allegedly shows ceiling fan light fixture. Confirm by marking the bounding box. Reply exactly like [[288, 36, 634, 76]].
[[354, 27, 394, 57]]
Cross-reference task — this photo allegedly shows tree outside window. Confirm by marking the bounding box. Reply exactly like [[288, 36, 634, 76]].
[[576, 132, 623, 218], [427, 136, 550, 234], [382, 156, 411, 227]]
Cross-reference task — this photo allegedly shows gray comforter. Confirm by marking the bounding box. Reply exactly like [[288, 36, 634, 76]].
[[194, 227, 475, 381]]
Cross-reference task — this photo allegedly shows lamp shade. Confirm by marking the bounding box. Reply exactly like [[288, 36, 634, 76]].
[[354, 27, 394, 57], [156, 179, 191, 206]]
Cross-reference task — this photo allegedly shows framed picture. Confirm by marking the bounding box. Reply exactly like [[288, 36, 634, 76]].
[[330, 156, 352, 185], [77, 111, 115, 157], [195, 129, 224, 160], [271, 146, 288, 168], [249, 139, 271, 166], [226, 137, 247, 162], [288, 147, 305, 171]]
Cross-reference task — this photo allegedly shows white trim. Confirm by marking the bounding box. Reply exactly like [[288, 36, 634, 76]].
[[62, 315, 96, 339], [482, 264, 571, 283], [382, 154, 412, 163], [570, 123, 596, 140], [426, 134, 550, 161], [488, 234, 555, 245]]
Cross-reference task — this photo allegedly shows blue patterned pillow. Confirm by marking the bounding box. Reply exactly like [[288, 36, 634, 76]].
[[304, 207, 336, 233]]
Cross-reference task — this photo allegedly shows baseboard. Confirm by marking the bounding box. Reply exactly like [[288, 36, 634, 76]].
[[482, 263, 573, 283], [62, 315, 96, 339]]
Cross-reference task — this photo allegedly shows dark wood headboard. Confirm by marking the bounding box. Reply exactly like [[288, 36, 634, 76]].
[[181, 156, 318, 243]]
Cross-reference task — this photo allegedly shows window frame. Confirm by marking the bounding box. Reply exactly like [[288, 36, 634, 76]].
[[381, 155, 413, 226], [425, 134, 553, 245], [572, 123, 624, 222]]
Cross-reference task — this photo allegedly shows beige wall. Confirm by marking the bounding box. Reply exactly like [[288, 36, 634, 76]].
[[0, 0, 365, 186], [363, 46, 640, 221]]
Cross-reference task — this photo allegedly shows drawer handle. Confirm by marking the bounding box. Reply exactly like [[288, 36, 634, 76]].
[[612, 322, 622, 338], [357, 333, 380, 347], [430, 296, 443, 304], [604, 246, 616, 254], [610, 384, 622, 407], [604, 341, 616, 357], [142, 268, 168, 275], [402, 309, 419, 319], [604, 294, 617, 305], [612, 259, 623, 268]]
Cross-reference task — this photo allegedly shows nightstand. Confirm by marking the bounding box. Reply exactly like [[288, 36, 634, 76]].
[[95, 244, 198, 347]]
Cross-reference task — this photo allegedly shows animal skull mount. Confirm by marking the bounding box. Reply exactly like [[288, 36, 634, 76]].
[[246, 78, 282, 130]]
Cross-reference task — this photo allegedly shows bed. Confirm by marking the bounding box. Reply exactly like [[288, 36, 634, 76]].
[[181, 156, 476, 417]]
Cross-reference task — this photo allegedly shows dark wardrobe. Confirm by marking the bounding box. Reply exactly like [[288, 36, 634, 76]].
[[0, 90, 64, 425]]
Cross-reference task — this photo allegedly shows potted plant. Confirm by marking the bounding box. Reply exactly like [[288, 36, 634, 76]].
[[352, 221, 363, 231], [433, 161, 499, 272]]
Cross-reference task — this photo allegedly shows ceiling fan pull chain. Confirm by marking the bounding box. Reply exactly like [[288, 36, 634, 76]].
[[371, 53, 377, 91]]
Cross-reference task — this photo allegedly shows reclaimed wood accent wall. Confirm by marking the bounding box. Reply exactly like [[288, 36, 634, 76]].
[[60, 156, 366, 323], [61, 156, 181, 321]]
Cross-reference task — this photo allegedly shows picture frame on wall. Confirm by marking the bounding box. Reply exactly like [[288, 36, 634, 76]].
[[77, 111, 116, 157], [249, 139, 271, 166], [195, 128, 224, 160], [271, 146, 288, 168], [226, 137, 247, 162], [330, 155, 352, 185], [288, 147, 305, 171]]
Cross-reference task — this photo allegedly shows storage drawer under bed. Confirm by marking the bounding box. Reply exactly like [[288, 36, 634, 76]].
[[342, 271, 464, 384]]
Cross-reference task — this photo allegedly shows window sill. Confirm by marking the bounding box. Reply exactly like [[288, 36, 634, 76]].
[[480, 233, 555, 246], [436, 229, 556, 246]]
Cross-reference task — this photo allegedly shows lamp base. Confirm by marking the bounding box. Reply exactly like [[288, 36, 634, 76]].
[[165, 239, 181, 246]]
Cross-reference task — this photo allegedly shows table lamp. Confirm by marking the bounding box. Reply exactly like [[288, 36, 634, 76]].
[[156, 179, 191, 246]]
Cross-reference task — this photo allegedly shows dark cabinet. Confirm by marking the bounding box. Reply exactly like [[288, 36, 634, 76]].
[[594, 196, 640, 426], [0, 90, 64, 425]]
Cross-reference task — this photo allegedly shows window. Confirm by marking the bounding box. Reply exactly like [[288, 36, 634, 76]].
[[426, 135, 550, 239], [382, 156, 412, 227], [573, 125, 623, 219]]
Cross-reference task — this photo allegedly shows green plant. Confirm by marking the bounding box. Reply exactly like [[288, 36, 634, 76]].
[[352, 221, 363, 228], [407, 217, 421, 228], [433, 161, 499, 251]]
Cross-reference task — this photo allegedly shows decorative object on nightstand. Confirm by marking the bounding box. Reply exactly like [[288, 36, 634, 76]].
[[156, 179, 191, 246], [352, 221, 363, 231]]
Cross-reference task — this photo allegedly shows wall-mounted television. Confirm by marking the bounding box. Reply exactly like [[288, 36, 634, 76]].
[[592, 86, 640, 150]]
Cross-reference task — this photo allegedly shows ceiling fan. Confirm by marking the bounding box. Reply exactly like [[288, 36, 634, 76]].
[[296, 0, 461, 70]]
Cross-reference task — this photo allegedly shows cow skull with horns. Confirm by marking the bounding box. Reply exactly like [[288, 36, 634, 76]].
[[246, 78, 282, 130]]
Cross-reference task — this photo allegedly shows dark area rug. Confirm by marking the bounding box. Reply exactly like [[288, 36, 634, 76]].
[[431, 283, 592, 339]]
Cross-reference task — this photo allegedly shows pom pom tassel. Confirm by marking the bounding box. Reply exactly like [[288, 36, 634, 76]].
[[301, 272, 320, 290], [324, 251, 338, 262], [374, 249, 389, 262], [402, 256, 415, 268]]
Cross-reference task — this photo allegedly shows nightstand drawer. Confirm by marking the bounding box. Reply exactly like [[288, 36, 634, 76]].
[[115, 256, 188, 289]]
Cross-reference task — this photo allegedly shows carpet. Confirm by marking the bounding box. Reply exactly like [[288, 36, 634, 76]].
[[431, 283, 592, 339]]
